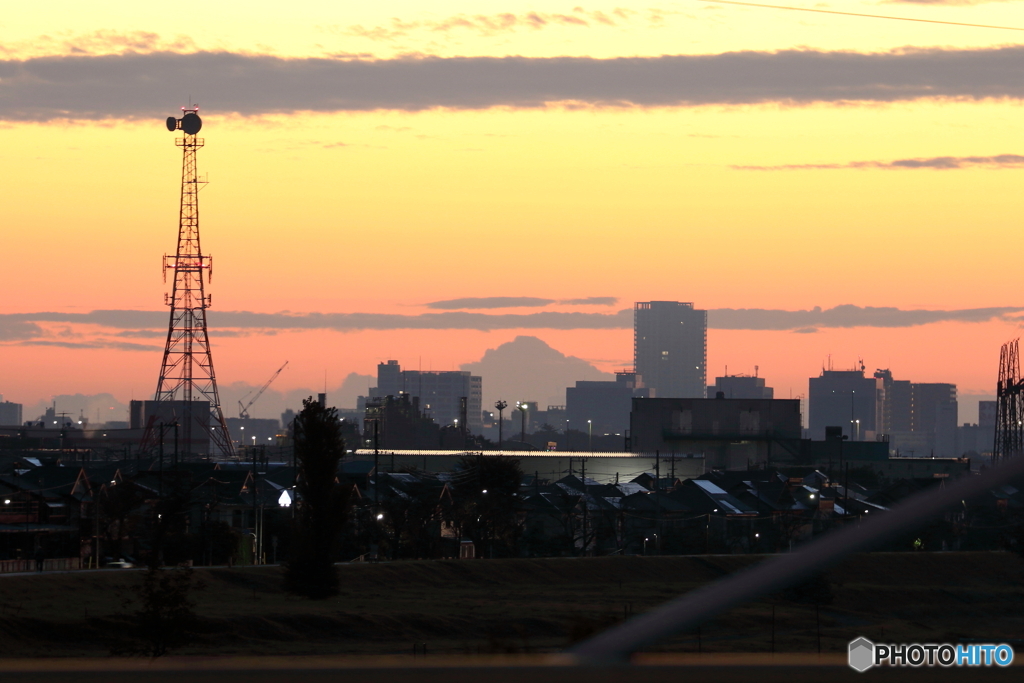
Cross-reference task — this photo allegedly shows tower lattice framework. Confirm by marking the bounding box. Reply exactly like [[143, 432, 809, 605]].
[[994, 338, 1024, 464], [143, 107, 233, 458]]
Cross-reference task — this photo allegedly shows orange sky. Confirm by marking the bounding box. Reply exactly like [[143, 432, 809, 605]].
[[2, 1, 1023, 420]]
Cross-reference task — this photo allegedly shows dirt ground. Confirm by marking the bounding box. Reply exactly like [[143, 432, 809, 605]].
[[0, 552, 1021, 657]]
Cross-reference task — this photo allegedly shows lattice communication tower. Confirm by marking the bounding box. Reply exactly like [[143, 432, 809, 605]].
[[141, 107, 233, 458], [994, 338, 1024, 464]]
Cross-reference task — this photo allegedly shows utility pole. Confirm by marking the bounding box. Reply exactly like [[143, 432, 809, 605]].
[[581, 458, 587, 557], [373, 419, 380, 513], [654, 450, 660, 556], [290, 416, 297, 520], [158, 423, 164, 499], [252, 444, 258, 564]]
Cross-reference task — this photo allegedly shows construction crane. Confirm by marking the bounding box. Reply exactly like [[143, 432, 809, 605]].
[[238, 361, 289, 419]]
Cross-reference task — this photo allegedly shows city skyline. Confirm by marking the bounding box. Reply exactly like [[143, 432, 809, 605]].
[[3, 1, 1023, 418]]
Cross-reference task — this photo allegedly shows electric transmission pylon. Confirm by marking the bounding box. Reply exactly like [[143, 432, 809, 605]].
[[994, 338, 1024, 464], [141, 107, 233, 458]]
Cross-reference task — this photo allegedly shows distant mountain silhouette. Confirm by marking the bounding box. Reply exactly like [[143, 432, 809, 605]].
[[461, 335, 612, 410]]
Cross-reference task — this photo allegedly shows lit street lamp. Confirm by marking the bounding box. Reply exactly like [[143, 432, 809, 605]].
[[494, 400, 507, 449], [517, 402, 528, 445], [588, 419, 593, 451]]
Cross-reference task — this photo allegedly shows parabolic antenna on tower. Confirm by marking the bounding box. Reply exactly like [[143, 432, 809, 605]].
[[165, 109, 203, 134], [181, 111, 202, 135]]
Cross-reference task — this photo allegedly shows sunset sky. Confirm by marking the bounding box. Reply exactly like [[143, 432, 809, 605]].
[[3, 0, 1024, 422]]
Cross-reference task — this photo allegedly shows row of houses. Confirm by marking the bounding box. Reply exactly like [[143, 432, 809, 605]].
[[0, 451, 1021, 567]]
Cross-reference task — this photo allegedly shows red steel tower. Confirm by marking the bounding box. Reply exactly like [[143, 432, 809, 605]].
[[141, 107, 233, 458]]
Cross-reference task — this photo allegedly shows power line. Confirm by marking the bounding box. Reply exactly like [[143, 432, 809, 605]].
[[698, 0, 1024, 31]]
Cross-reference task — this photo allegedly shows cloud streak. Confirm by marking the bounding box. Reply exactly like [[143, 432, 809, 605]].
[[338, 8, 639, 42], [424, 296, 619, 309], [734, 154, 1024, 171], [425, 297, 556, 309], [8, 46, 1024, 121], [561, 297, 619, 306], [2, 305, 1021, 338]]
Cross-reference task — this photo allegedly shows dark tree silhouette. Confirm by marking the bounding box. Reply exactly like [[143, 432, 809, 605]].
[[452, 455, 523, 558], [98, 481, 146, 561], [285, 397, 348, 598], [113, 566, 203, 657]]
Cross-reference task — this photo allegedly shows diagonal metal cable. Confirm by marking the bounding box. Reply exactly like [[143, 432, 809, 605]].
[[699, 0, 1024, 31], [569, 454, 1024, 662]]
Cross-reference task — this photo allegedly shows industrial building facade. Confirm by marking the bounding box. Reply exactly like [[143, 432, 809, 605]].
[[630, 397, 802, 470], [634, 301, 707, 399]]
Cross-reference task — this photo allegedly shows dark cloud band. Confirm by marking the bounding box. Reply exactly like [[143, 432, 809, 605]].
[[708, 305, 1024, 330], [1, 305, 1020, 337], [6, 46, 1024, 121]]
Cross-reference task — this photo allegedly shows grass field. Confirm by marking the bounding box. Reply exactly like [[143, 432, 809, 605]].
[[0, 552, 1021, 658]]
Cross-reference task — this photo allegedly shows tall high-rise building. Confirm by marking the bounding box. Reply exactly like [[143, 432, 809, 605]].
[[634, 301, 707, 399], [910, 383, 958, 457]]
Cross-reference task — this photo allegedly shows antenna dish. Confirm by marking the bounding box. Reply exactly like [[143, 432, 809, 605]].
[[165, 117, 177, 132], [180, 113, 202, 135]]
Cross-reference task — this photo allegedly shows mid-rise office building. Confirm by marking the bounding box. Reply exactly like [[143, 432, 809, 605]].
[[0, 397, 23, 426], [129, 399, 211, 454], [808, 369, 883, 441], [566, 372, 648, 436], [226, 417, 281, 448], [634, 301, 707, 398], [873, 369, 959, 456], [370, 360, 482, 432], [707, 374, 773, 399]]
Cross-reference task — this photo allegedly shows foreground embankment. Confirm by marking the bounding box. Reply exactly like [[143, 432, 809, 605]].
[[0, 552, 1021, 657]]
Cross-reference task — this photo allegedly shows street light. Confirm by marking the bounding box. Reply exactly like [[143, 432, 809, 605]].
[[517, 402, 528, 444], [494, 400, 507, 449], [588, 419, 593, 451]]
